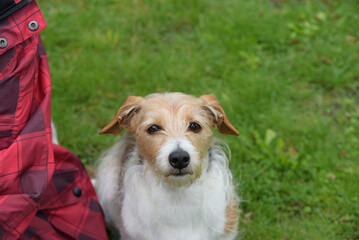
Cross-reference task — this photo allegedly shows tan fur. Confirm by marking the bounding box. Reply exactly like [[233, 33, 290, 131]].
[[224, 195, 239, 235]]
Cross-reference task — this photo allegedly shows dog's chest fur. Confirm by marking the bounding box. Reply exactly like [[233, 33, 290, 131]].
[[122, 158, 229, 240]]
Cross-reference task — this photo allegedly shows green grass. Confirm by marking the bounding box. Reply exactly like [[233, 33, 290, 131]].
[[37, 0, 359, 239]]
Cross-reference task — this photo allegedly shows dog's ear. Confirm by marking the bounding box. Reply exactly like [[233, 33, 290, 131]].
[[200, 94, 239, 136], [99, 96, 143, 134]]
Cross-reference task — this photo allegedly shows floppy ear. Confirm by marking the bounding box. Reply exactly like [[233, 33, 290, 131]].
[[99, 96, 143, 134], [200, 94, 239, 136]]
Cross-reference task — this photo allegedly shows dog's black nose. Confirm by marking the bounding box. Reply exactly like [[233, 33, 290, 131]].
[[169, 151, 190, 170]]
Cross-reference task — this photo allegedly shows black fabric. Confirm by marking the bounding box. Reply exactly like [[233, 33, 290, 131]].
[[0, 1, 15, 10], [0, 0, 15, 15], [0, 0, 32, 21]]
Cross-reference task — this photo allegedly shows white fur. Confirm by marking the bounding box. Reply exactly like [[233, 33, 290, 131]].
[[96, 140, 126, 227], [96, 134, 238, 240], [51, 120, 59, 145]]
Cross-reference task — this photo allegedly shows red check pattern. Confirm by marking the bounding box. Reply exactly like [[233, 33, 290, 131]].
[[0, 1, 108, 239]]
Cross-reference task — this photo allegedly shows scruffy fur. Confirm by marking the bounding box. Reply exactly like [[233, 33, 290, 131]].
[[96, 93, 240, 240]]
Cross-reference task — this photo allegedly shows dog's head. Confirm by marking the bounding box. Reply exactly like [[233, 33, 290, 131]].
[[100, 93, 239, 186]]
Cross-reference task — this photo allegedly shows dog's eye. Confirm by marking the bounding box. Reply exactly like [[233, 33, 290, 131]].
[[146, 125, 161, 135], [188, 122, 202, 133]]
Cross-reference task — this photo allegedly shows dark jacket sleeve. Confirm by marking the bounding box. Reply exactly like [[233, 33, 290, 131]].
[[0, 0, 32, 21]]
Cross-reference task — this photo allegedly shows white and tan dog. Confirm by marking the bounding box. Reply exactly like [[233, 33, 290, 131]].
[[96, 93, 240, 240]]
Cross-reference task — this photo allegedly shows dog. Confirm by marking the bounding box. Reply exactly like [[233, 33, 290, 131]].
[[96, 93, 240, 240]]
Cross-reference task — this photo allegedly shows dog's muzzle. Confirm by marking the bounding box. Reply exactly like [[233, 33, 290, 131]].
[[156, 138, 199, 178]]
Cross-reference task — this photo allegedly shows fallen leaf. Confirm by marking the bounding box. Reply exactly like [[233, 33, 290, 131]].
[[327, 172, 336, 180], [346, 35, 356, 43], [321, 56, 332, 65], [289, 146, 297, 158]]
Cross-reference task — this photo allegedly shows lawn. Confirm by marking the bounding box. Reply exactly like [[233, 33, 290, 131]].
[[37, 0, 359, 239]]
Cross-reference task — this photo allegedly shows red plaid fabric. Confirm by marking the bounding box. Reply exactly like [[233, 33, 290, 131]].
[[0, 1, 108, 239]]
